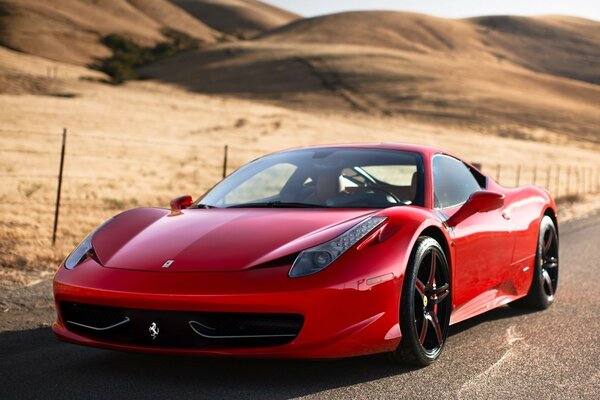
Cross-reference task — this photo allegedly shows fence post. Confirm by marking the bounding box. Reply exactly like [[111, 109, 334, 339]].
[[222, 144, 228, 179], [545, 165, 551, 191], [532, 165, 537, 186], [52, 128, 67, 245], [515, 165, 521, 187]]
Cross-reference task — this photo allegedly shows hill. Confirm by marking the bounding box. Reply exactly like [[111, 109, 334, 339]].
[[0, 0, 221, 66], [140, 11, 600, 141], [471, 15, 600, 85], [260, 12, 600, 84], [170, 0, 300, 38]]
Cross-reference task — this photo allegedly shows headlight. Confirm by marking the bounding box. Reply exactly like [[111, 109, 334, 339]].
[[289, 216, 386, 278], [64, 219, 112, 269]]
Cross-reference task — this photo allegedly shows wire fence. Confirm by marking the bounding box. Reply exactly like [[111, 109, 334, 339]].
[[2, 127, 600, 243], [473, 162, 600, 199]]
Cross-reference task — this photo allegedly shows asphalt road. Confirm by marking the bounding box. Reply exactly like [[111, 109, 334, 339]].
[[1, 214, 599, 399]]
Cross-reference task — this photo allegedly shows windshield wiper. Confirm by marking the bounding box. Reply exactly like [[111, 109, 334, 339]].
[[194, 203, 217, 209], [227, 201, 327, 209]]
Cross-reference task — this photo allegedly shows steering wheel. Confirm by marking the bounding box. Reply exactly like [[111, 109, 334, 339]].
[[347, 187, 402, 204]]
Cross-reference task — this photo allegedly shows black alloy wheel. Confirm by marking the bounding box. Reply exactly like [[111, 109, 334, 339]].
[[390, 237, 451, 366]]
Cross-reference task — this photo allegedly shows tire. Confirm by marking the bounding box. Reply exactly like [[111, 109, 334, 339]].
[[510, 215, 559, 310], [389, 237, 451, 366]]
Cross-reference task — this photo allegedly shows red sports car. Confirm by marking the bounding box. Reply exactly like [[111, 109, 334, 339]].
[[53, 144, 558, 365]]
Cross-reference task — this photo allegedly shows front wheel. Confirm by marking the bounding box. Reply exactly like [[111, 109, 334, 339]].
[[389, 237, 451, 366]]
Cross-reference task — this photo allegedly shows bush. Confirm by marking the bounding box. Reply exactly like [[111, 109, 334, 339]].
[[99, 59, 138, 83], [96, 30, 198, 84]]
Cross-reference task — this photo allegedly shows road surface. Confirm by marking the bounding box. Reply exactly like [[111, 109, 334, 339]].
[[1, 214, 599, 399]]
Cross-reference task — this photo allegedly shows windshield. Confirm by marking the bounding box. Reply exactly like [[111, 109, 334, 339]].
[[197, 148, 423, 208]]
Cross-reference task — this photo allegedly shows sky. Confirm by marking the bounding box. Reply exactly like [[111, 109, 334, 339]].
[[263, 0, 600, 21]]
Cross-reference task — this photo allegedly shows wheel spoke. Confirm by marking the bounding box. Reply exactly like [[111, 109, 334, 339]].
[[542, 269, 554, 297], [418, 315, 428, 344], [542, 230, 553, 254], [432, 283, 449, 295], [415, 279, 426, 297], [432, 283, 449, 304], [544, 257, 558, 269], [426, 311, 443, 347], [426, 251, 436, 289]]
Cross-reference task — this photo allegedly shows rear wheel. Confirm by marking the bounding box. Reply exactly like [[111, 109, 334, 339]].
[[510, 215, 558, 309], [389, 237, 451, 366]]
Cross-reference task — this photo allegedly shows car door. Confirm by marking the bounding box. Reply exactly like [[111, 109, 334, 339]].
[[432, 155, 513, 309]]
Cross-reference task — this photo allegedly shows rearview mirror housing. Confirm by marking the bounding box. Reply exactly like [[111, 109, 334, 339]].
[[446, 190, 505, 227]]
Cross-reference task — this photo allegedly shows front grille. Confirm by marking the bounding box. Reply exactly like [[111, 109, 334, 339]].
[[60, 302, 303, 348]]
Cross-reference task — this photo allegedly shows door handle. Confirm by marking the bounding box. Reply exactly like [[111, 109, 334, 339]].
[[502, 210, 511, 220]]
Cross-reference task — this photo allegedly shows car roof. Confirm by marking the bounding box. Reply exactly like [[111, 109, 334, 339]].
[[275, 142, 450, 159]]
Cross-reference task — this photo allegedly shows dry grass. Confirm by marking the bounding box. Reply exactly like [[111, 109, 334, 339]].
[[557, 192, 600, 221]]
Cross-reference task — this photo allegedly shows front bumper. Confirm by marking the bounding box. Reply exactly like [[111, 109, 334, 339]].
[[53, 255, 403, 358]]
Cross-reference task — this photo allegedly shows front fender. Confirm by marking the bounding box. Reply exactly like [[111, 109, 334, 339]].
[[377, 205, 453, 290]]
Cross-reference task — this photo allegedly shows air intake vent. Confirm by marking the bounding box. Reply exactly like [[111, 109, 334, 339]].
[[60, 302, 303, 348]]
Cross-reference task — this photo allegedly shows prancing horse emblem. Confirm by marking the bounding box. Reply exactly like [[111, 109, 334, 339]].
[[162, 260, 174, 269], [149, 322, 159, 339]]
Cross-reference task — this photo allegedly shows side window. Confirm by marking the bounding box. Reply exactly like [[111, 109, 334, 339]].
[[433, 155, 482, 209]]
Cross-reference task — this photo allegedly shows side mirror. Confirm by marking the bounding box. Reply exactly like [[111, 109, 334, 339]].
[[169, 195, 193, 215], [446, 190, 505, 227]]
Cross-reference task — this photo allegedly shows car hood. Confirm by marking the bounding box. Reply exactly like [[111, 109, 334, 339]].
[[92, 207, 377, 272]]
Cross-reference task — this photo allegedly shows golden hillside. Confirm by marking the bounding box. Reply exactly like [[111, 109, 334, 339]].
[[0, 0, 221, 65], [171, 0, 300, 38], [139, 11, 600, 142], [261, 12, 600, 84]]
